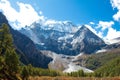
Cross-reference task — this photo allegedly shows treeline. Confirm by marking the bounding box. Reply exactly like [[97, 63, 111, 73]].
[[21, 64, 62, 80]]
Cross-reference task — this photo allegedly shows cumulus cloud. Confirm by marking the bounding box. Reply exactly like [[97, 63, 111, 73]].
[[97, 21, 114, 31], [110, 0, 120, 21], [96, 21, 120, 40], [0, 0, 44, 29], [113, 11, 120, 21], [39, 11, 43, 15], [0, 0, 18, 22], [105, 27, 120, 40], [86, 20, 120, 40], [89, 22, 95, 25]]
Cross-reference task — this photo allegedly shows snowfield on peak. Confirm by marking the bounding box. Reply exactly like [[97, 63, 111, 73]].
[[29, 20, 79, 33]]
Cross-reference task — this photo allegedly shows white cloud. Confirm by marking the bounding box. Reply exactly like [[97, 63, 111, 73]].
[[113, 10, 120, 21], [16, 2, 41, 27], [105, 27, 120, 40], [97, 21, 114, 31], [89, 22, 95, 25], [0, 0, 18, 22], [96, 21, 120, 40], [110, 0, 120, 9], [39, 11, 43, 15], [110, 0, 120, 21], [86, 21, 120, 40], [0, 0, 44, 29]]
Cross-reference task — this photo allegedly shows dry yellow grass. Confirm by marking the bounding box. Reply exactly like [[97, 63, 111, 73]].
[[28, 76, 120, 80]]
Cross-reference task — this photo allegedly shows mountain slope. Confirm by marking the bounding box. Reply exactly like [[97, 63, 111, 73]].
[[73, 48, 120, 70], [95, 56, 120, 77], [0, 12, 52, 68]]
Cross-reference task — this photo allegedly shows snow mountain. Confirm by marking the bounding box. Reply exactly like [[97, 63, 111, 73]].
[[71, 25, 106, 54], [28, 20, 78, 33], [19, 21, 106, 55]]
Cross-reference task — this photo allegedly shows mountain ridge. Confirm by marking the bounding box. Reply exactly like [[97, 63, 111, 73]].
[[20, 21, 106, 55]]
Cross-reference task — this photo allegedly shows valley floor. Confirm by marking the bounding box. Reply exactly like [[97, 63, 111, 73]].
[[28, 76, 120, 80]]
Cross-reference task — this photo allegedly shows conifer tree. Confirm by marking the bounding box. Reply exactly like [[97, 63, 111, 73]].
[[21, 66, 29, 80], [0, 23, 20, 79]]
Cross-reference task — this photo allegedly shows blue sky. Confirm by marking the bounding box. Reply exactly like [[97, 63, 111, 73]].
[[0, 0, 120, 41], [9, 0, 115, 23]]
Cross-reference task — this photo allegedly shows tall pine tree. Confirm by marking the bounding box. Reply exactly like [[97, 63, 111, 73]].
[[0, 23, 20, 80]]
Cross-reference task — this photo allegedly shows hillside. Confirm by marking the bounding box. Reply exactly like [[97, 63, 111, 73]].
[[94, 56, 120, 77], [0, 12, 52, 68], [73, 48, 120, 70]]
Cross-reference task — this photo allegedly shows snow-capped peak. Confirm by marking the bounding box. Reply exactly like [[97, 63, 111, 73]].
[[22, 19, 79, 33]]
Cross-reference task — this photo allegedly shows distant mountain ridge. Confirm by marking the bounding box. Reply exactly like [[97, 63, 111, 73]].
[[20, 20, 106, 55]]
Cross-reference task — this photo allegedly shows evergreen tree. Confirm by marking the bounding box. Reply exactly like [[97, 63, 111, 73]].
[[5, 49, 19, 74], [0, 23, 13, 54], [21, 66, 29, 80], [0, 23, 20, 79], [78, 69, 84, 77], [1, 23, 19, 73]]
